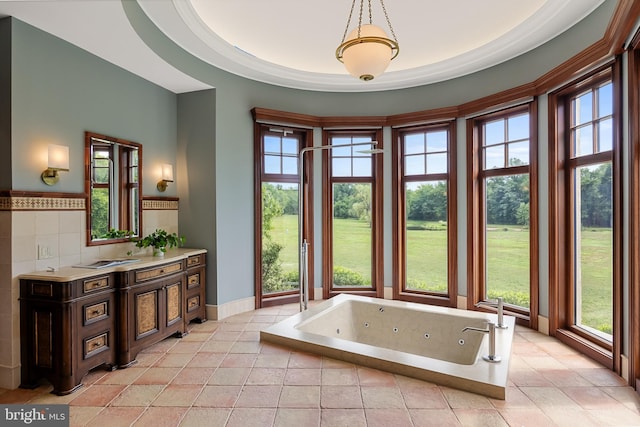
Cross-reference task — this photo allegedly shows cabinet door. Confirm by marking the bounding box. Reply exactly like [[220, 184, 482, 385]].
[[165, 280, 182, 327], [135, 288, 159, 340]]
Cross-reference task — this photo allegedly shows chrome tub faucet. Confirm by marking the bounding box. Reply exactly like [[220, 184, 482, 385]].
[[477, 297, 508, 329], [462, 321, 501, 363]]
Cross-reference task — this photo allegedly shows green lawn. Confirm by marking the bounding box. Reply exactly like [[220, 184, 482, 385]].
[[268, 215, 613, 333]]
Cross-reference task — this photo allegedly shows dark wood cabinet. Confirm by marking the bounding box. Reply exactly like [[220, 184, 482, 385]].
[[117, 259, 186, 367], [20, 274, 117, 395], [19, 249, 206, 395], [185, 253, 207, 328]]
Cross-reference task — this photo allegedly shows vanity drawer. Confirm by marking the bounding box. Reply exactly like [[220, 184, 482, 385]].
[[82, 276, 112, 294], [187, 272, 201, 289], [186, 254, 205, 268], [84, 332, 110, 359], [187, 295, 201, 313], [83, 300, 110, 325], [134, 261, 183, 283]]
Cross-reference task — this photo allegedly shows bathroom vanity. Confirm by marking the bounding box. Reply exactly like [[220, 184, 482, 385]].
[[19, 248, 206, 395]]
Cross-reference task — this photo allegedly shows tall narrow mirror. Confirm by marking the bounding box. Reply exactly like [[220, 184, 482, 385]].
[[85, 131, 142, 245]]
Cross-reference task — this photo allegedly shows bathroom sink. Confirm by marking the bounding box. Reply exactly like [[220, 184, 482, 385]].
[[73, 259, 140, 269]]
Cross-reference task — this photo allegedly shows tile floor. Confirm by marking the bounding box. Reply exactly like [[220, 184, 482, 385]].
[[1, 301, 640, 426]]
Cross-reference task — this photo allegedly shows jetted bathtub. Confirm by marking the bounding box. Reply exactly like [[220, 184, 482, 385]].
[[260, 294, 515, 399]]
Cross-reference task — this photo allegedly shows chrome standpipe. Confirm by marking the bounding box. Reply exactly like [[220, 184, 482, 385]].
[[462, 322, 501, 363]]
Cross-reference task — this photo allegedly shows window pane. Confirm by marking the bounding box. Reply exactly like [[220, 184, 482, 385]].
[[332, 158, 351, 177], [405, 181, 448, 293], [264, 136, 280, 154], [485, 175, 530, 308], [405, 134, 424, 154], [262, 182, 299, 295], [282, 156, 297, 175], [405, 155, 425, 175], [573, 163, 612, 340], [484, 119, 504, 146], [574, 125, 594, 157], [331, 138, 353, 157], [426, 131, 447, 152], [598, 83, 613, 117], [508, 141, 529, 166], [333, 183, 372, 287], [282, 137, 298, 155], [426, 153, 447, 174], [352, 157, 372, 177], [484, 145, 505, 169], [574, 91, 593, 125], [91, 188, 110, 239], [508, 114, 529, 140], [264, 155, 281, 174], [597, 118, 613, 152]]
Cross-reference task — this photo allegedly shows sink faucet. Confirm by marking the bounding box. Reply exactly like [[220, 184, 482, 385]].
[[462, 322, 501, 363], [476, 297, 508, 329]]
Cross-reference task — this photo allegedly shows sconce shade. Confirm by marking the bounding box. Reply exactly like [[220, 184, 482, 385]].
[[161, 163, 174, 182], [157, 163, 174, 192], [42, 144, 69, 186], [48, 144, 70, 171]]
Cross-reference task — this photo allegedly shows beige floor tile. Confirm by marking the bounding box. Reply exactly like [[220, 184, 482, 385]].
[[153, 352, 194, 368], [320, 408, 366, 427], [288, 352, 323, 368], [246, 367, 286, 385], [179, 407, 231, 427], [96, 367, 146, 385], [519, 386, 581, 408], [442, 387, 494, 409], [87, 406, 146, 427], [356, 367, 397, 386], [274, 408, 320, 427], [110, 385, 165, 407], [284, 368, 321, 385], [498, 407, 555, 426], [542, 407, 602, 427], [320, 385, 363, 409], [235, 385, 282, 407], [171, 367, 216, 384], [361, 385, 405, 409], [321, 368, 358, 385], [134, 367, 181, 385], [192, 385, 241, 408], [207, 367, 251, 385], [68, 384, 125, 407], [365, 408, 413, 427], [132, 406, 188, 427], [219, 353, 257, 368], [453, 408, 509, 427], [253, 353, 290, 368], [152, 384, 203, 407], [226, 408, 276, 427], [168, 341, 204, 354], [279, 385, 321, 408], [400, 385, 448, 409], [69, 406, 104, 426], [186, 352, 225, 368], [409, 408, 461, 427]]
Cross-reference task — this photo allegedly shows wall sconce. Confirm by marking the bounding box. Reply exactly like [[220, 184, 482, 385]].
[[157, 163, 174, 192], [41, 144, 69, 186]]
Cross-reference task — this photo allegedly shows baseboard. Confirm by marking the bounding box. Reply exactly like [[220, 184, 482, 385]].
[[621, 354, 629, 382], [206, 297, 255, 320], [384, 287, 393, 300], [0, 365, 21, 390], [537, 315, 550, 335], [457, 295, 467, 310]]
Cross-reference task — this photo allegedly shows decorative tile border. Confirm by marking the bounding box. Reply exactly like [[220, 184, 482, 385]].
[[0, 196, 85, 211], [142, 199, 179, 210]]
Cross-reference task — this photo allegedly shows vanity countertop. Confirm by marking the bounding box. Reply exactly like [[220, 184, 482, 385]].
[[19, 248, 207, 282]]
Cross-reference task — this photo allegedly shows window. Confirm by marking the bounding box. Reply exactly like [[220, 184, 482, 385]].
[[392, 123, 457, 306], [549, 64, 621, 368], [468, 103, 538, 326], [254, 125, 313, 307], [322, 130, 383, 299]]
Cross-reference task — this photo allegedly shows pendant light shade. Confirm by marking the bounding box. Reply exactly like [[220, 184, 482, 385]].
[[336, 0, 399, 81]]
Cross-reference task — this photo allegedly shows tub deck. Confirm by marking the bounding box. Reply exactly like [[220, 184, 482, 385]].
[[260, 294, 515, 399]]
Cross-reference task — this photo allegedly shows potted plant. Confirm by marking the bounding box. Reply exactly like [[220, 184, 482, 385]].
[[135, 229, 185, 256]]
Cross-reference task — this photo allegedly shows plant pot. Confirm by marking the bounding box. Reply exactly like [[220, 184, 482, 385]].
[[152, 247, 165, 257]]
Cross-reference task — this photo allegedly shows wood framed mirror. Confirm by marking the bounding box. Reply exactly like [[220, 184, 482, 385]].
[[85, 131, 142, 246]]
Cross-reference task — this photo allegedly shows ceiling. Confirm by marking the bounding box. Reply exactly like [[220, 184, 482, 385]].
[[0, 0, 605, 93]]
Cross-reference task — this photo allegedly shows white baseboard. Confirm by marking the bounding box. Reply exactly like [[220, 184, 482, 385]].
[[537, 315, 550, 335], [0, 365, 21, 389], [206, 297, 255, 320]]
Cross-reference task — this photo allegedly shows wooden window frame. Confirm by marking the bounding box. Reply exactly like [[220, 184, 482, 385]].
[[467, 102, 539, 328], [253, 123, 314, 308], [392, 122, 458, 307], [548, 62, 622, 371], [322, 129, 384, 299]]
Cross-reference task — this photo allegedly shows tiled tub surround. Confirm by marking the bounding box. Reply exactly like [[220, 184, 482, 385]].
[[261, 295, 515, 399], [0, 301, 637, 426]]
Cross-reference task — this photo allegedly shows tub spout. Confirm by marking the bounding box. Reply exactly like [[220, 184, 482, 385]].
[[462, 322, 501, 363], [476, 297, 508, 329]]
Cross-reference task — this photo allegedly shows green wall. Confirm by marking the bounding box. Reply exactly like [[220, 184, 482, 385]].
[[7, 17, 178, 196]]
